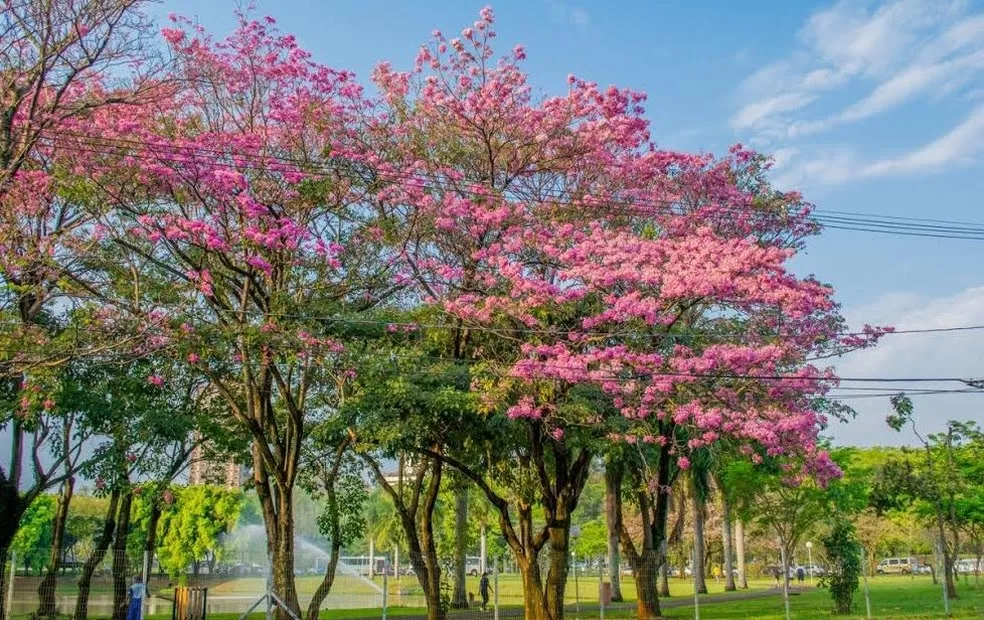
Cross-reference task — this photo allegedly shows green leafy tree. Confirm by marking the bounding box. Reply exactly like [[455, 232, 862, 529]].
[[346, 318, 481, 619], [884, 396, 982, 599], [820, 519, 862, 614], [10, 494, 56, 571], [300, 424, 367, 620], [574, 519, 608, 560], [153, 486, 245, 582], [728, 451, 867, 588]]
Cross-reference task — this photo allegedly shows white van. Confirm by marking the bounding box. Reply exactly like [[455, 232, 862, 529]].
[[875, 557, 921, 574]]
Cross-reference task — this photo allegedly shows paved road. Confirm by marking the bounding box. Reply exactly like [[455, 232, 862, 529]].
[[396, 586, 807, 619]]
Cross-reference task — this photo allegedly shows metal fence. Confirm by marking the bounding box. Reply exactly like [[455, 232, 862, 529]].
[[2, 547, 975, 619], [0, 548, 387, 620]]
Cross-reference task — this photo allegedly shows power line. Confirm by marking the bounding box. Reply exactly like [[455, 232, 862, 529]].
[[829, 390, 984, 400], [36, 130, 984, 240]]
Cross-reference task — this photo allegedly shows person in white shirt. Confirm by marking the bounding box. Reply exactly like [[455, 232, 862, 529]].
[[126, 575, 147, 620]]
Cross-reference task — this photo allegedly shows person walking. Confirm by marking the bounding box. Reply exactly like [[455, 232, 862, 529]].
[[479, 571, 492, 611], [772, 566, 781, 588], [796, 566, 805, 585], [126, 575, 146, 620]]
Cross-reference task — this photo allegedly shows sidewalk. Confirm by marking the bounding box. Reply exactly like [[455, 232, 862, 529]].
[[398, 586, 806, 619]]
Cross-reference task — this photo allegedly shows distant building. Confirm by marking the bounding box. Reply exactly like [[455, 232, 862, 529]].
[[381, 457, 416, 488], [187, 431, 244, 488]]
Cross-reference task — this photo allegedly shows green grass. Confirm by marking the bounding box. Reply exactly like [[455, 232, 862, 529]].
[[646, 576, 984, 619], [168, 576, 984, 618], [10, 574, 984, 618]]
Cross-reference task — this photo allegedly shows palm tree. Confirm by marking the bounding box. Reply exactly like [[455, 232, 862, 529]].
[[688, 450, 713, 595], [717, 473, 737, 591], [366, 490, 405, 572], [604, 456, 624, 602]]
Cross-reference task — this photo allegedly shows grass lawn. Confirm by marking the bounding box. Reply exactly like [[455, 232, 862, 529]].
[[11, 574, 984, 618], [332, 575, 984, 619], [181, 575, 984, 618], [644, 576, 984, 619]]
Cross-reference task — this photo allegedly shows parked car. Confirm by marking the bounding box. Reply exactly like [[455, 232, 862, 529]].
[[465, 557, 483, 576], [955, 558, 982, 574], [876, 557, 922, 574], [799, 564, 826, 577]]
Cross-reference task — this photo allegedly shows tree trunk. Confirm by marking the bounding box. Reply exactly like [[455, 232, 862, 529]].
[[37, 477, 75, 618], [0, 480, 29, 618], [720, 489, 736, 592], [74, 490, 121, 620], [143, 501, 163, 591], [930, 494, 958, 599], [691, 490, 707, 595], [305, 540, 341, 620], [518, 556, 549, 620], [111, 492, 134, 620], [479, 524, 487, 574], [616, 439, 675, 620], [254, 441, 301, 620], [371, 455, 445, 620], [451, 486, 468, 608], [437, 427, 591, 620], [659, 561, 670, 597], [270, 496, 300, 620], [0, 482, 26, 551], [544, 523, 571, 620], [507, 497, 576, 620], [631, 550, 661, 620], [735, 519, 748, 589], [418, 468, 445, 620], [604, 462, 624, 602]]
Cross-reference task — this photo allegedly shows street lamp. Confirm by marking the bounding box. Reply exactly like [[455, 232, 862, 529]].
[[805, 542, 814, 586], [571, 525, 581, 615]]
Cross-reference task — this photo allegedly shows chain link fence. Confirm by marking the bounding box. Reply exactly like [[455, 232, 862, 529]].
[[2, 547, 976, 619], [0, 548, 388, 620]]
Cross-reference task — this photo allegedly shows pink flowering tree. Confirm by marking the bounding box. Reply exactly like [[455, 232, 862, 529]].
[[92, 13, 394, 617], [366, 10, 885, 619], [0, 2, 162, 593]]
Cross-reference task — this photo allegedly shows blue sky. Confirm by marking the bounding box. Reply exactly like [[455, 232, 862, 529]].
[[149, 0, 984, 445]]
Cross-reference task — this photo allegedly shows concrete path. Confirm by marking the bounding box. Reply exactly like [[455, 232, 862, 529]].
[[397, 586, 808, 619]]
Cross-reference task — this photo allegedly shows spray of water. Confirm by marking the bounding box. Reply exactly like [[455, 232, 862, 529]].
[[294, 538, 384, 594]]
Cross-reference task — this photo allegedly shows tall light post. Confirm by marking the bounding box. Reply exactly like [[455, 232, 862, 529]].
[[570, 525, 581, 615], [806, 542, 814, 586]]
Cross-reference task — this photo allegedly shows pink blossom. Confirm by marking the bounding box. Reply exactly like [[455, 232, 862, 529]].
[[677, 456, 691, 470], [147, 375, 165, 387]]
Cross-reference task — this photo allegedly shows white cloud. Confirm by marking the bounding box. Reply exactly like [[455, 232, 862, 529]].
[[860, 104, 984, 175], [569, 7, 589, 28], [732, 93, 817, 131], [799, 0, 955, 78], [769, 147, 800, 172], [790, 49, 984, 137], [773, 103, 984, 188], [771, 147, 859, 188], [828, 286, 984, 446], [843, 51, 984, 120], [548, 2, 589, 31], [734, 0, 984, 140]]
